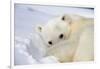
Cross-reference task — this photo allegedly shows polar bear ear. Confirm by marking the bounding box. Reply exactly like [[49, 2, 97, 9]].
[[61, 15, 72, 24], [36, 25, 43, 32]]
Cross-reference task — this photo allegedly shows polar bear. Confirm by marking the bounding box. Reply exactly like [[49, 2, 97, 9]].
[[36, 14, 94, 63]]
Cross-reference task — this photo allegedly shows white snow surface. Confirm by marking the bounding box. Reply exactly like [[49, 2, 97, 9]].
[[14, 4, 94, 65]]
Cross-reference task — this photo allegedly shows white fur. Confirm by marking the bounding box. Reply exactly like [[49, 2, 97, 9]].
[[73, 25, 94, 61], [35, 14, 94, 62]]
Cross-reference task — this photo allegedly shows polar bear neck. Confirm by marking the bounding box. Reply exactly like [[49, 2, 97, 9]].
[[66, 17, 94, 46]]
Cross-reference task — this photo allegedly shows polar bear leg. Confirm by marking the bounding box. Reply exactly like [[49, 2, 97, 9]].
[[73, 26, 94, 61]]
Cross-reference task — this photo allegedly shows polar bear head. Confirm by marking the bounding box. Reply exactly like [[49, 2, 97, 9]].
[[36, 15, 72, 47]]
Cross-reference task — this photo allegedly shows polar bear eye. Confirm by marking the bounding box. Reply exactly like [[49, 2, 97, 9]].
[[59, 34, 64, 39], [62, 16, 65, 20]]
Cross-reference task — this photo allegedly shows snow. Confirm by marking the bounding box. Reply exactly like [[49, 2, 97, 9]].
[[14, 4, 94, 65]]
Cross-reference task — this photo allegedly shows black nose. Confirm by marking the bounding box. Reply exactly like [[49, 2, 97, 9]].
[[48, 41, 52, 45]]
